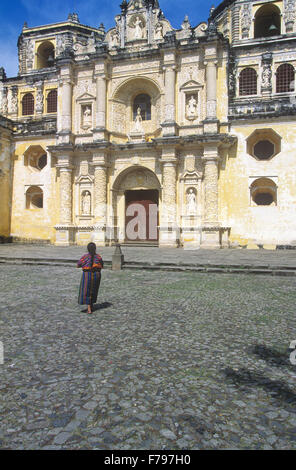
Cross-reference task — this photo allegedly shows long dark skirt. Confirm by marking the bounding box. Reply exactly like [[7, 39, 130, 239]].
[[78, 271, 101, 305]]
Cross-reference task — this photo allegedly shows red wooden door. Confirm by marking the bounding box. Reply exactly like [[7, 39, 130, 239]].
[[125, 190, 159, 241]]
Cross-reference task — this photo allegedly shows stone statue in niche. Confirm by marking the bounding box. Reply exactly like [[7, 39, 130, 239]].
[[82, 191, 91, 215], [187, 188, 197, 215], [155, 22, 163, 40], [110, 30, 119, 48], [134, 16, 143, 39], [133, 106, 145, 133], [82, 105, 92, 129], [186, 94, 198, 120], [262, 65, 272, 90]]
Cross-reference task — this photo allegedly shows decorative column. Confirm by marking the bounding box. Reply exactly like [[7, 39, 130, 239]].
[[159, 150, 179, 247], [8, 86, 18, 119], [57, 61, 74, 145], [93, 72, 108, 141], [283, 0, 296, 33], [55, 155, 75, 246], [61, 80, 72, 132], [231, 4, 240, 42], [203, 42, 219, 133], [59, 167, 73, 225], [92, 152, 108, 246], [162, 65, 177, 136], [201, 143, 220, 249], [35, 82, 44, 116], [261, 53, 272, 97]]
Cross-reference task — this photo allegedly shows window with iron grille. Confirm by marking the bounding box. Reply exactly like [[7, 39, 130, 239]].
[[239, 68, 257, 96], [133, 94, 151, 121], [47, 89, 57, 113], [22, 93, 34, 116], [276, 64, 295, 93]]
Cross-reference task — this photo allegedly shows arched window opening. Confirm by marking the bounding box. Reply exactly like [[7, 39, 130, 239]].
[[36, 41, 55, 69], [22, 93, 34, 116], [250, 178, 277, 206], [276, 64, 295, 93], [253, 140, 275, 160], [254, 4, 281, 38], [26, 186, 43, 209], [239, 68, 257, 96], [47, 89, 57, 113], [133, 94, 151, 121]]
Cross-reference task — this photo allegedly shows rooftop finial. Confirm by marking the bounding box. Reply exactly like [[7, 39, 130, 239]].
[[210, 5, 216, 16], [120, 0, 128, 13], [68, 12, 80, 23]]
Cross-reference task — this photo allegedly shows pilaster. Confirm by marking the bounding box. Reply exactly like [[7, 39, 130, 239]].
[[203, 42, 219, 133], [92, 151, 108, 246], [159, 148, 178, 247], [161, 46, 177, 136], [55, 153, 75, 246], [201, 143, 220, 249], [57, 62, 74, 145], [93, 60, 109, 141]]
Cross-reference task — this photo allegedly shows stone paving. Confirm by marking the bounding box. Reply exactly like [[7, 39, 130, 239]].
[[1, 263, 296, 450], [0, 243, 296, 268]]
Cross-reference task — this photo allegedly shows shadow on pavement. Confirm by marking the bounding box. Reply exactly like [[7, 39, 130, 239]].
[[222, 367, 296, 406], [248, 343, 291, 368], [93, 302, 113, 312]]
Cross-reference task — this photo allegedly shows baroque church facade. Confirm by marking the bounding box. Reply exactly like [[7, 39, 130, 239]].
[[0, 0, 296, 248]]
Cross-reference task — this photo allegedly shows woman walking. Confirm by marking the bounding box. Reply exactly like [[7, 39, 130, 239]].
[[77, 243, 104, 314]]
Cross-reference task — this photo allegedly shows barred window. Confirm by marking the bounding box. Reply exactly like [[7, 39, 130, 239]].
[[239, 68, 257, 96], [47, 89, 57, 113], [276, 64, 295, 93], [22, 93, 34, 116], [133, 94, 151, 121]]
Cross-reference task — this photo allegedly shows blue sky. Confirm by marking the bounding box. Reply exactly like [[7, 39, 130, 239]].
[[0, 0, 219, 77]]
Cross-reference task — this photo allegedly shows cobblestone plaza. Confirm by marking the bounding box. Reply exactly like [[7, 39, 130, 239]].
[[1, 261, 296, 450]]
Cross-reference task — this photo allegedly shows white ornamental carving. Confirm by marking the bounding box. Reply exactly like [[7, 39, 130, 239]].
[[241, 3, 252, 39], [81, 191, 91, 215], [186, 188, 197, 215], [186, 94, 198, 120], [154, 22, 163, 40]]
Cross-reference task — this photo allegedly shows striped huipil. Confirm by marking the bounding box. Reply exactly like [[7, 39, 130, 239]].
[[77, 253, 104, 305]]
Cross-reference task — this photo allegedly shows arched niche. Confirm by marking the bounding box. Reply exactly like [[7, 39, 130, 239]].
[[110, 77, 162, 136], [254, 4, 281, 38], [36, 41, 55, 69]]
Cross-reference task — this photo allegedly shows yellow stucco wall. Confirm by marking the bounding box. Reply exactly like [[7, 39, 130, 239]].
[[219, 121, 296, 246], [10, 139, 58, 242]]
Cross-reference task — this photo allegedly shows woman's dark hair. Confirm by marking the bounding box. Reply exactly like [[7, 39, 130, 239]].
[[87, 242, 96, 267]]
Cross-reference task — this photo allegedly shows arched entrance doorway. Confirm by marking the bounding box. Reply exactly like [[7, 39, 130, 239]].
[[112, 166, 161, 244]]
